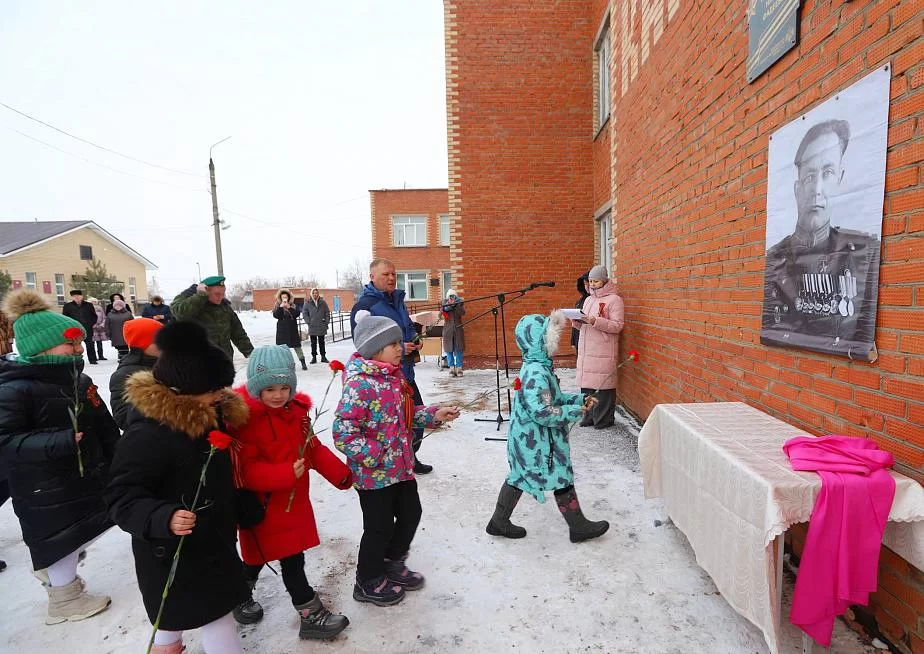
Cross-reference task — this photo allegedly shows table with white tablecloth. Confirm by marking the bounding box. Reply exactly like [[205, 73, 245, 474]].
[[638, 402, 924, 654]]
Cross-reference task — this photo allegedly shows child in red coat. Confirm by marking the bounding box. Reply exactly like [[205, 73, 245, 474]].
[[234, 345, 352, 640]]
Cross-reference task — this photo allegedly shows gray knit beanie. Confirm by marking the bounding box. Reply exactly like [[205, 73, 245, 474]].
[[588, 265, 609, 281], [353, 311, 404, 359]]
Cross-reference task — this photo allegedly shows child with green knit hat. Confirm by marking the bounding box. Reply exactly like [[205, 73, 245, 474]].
[[0, 290, 121, 624]]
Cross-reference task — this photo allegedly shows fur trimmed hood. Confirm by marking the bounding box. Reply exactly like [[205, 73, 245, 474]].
[[515, 310, 566, 365], [275, 288, 293, 304], [124, 371, 249, 438], [234, 385, 312, 423]]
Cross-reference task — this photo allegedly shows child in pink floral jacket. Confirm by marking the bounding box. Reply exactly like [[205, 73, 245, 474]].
[[333, 313, 458, 607]]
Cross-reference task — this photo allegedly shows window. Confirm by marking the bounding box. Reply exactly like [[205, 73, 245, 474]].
[[25, 272, 36, 290], [439, 214, 451, 246], [55, 274, 65, 305], [79, 245, 93, 260], [396, 271, 428, 300], [598, 212, 613, 276], [441, 271, 452, 295], [392, 216, 427, 247], [595, 22, 611, 129], [129, 277, 137, 301]]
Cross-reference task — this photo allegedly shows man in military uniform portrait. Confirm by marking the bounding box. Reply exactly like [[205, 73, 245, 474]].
[[761, 118, 881, 361]]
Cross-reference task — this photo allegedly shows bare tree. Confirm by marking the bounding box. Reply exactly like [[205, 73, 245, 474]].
[[148, 274, 162, 298], [339, 257, 370, 293]]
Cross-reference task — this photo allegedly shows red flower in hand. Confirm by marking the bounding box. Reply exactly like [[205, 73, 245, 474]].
[[329, 360, 345, 373], [207, 430, 233, 450], [512, 377, 522, 391], [628, 349, 639, 361], [63, 326, 83, 340]]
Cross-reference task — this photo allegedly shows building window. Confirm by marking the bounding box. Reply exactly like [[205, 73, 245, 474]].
[[79, 245, 93, 260], [25, 272, 36, 290], [598, 212, 613, 277], [439, 214, 451, 246], [396, 271, 428, 300], [595, 21, 611, 129], [55, 274, 65, 305], [392, 216, 427, 247], [129, 277, 137, 301], [442, 271, 452, 295]]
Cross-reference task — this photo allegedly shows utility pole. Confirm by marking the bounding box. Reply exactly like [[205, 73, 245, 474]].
[[209, 136, 231, 276]]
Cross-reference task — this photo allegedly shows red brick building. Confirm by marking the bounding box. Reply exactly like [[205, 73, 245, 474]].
[[446, 0, 923, 648], [251, 287, 355, 313], [369, 189, 452, 312]]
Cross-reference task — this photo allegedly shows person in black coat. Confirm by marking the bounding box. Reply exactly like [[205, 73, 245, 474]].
[[62, 289, 99, 365], [108, 317, 162, 430], [141, 295, 173, 323], [273, 288, 307, 370], [0, 290, 118, 623], [105, 321, 250, 654], [572, 272, 590, 352]]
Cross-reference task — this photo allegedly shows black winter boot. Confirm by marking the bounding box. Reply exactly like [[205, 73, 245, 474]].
[[295, 594, 349, 640], [320, 355, 329, 363], [486, 483, 527, 539], [554, 486, 609, 543], [299, 357, 308, 370], [310, 356, 318, 364], [232, 580, 264, 624]]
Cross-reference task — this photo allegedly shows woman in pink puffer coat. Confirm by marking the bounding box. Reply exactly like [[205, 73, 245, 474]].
[[573, 265, 624, 428]]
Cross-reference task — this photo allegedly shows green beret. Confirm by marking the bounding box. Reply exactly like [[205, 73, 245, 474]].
[[201, 276, 226, 287]]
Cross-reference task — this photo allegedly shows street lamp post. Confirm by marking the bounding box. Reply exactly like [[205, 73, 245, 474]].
[[196, 261, 201, 282], [209, 136, 231, 276]]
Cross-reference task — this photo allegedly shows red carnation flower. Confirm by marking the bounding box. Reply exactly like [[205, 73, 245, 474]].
[[628, 349, 639, 361], [63, 326, 83, 340], [512, 377, 522, 391], [207, 430, 233, 450], [329, 360, 345, 373]]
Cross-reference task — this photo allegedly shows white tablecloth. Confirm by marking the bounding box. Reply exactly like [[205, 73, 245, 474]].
[[638, 402, 924, 654]]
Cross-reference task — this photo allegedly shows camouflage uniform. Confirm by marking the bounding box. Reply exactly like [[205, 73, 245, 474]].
[[171, 287, 253, 359], [761, 225, 880, 361]]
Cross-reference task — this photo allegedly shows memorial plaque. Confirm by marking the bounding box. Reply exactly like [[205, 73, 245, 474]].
[[747, 0, 800, 83]]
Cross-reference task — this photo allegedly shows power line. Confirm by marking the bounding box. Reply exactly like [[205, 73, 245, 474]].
[[0, 100, 205, 178]]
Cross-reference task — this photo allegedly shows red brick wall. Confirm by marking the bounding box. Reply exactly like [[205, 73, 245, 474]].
[[369, 189, 451, 312], [252, 288, 355, 312], [611, 0, 922, 648], [445, 0, 597, 356]]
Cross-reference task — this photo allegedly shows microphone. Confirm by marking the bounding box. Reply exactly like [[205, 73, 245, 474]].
[[530, 281, 556, 289]]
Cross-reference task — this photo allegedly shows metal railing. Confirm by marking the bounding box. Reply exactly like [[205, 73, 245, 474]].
[[296, 311, 352, 344]]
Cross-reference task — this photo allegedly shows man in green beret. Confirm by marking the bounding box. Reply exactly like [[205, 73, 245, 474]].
[[171, 275, 254, 359]]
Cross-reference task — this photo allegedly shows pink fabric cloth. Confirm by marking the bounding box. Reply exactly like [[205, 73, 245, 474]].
[[783, 435, 896, 647]]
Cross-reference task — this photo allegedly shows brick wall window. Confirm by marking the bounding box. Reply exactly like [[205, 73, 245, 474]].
[[441, 270, 452, 295], [396, 271, 428, 300], [79, 245, 93, 260], [129, 277, 137, 301], [25, 272, 36, 290], [55, 274, 65, 305], [598, 212, 612, 275], [439, 214, 451, 246], [392, 216, 427, 247], [595, 21, 611, 129]]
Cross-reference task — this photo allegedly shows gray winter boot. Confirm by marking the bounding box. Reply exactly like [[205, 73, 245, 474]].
[[232, 580, 264, 624], [45, 577, 111, 624], [555, 486, 609, 543], [295, 594, 349, 640], [486, 483, 527, 539]]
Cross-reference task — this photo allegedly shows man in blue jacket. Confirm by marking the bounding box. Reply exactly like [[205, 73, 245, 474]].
[[350, 259, 432, 474]]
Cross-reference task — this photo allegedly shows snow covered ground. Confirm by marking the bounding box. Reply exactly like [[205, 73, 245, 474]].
[[0, 312, 874, 653]]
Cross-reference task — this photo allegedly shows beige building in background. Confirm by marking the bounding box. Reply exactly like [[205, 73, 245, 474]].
[[0, 221, 157, 309]]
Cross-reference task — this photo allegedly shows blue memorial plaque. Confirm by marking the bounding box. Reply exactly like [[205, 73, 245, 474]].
[[748, 0, 800, 83]]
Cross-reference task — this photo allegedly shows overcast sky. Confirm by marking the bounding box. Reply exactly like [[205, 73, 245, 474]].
[[0, 2, 448, 294]]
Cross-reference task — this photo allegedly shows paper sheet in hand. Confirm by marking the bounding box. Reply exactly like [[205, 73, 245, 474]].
[[560, 308, 584, 320]]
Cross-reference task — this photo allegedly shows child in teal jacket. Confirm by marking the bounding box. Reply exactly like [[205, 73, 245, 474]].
[[486, 311, 609, 543]]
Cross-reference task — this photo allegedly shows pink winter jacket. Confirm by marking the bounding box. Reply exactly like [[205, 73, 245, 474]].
[[575, 281, 625, 389]]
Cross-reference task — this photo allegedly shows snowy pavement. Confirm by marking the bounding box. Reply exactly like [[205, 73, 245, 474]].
[[0, 312, 873, 653]]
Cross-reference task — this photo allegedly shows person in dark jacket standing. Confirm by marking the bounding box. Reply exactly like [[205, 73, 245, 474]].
[[105, 293, 132, 316], [0, 290, 119, 623], [89, 298, 109, 361], [274, 289, 308, 370], [302, 288, 330, 364], [572, 273, 590, 352], [441, 289, 466, 377], [106, 298, 134, 362], [105, 321, 250, 654], [108, 318, 162, 430], [171, 276, 254, 360], [142, 295, 173, 323], [63, 290, 98, 365], [349, 259, 431, 474]]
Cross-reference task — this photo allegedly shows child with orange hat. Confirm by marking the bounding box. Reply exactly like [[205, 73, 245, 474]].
[[109, 317, 163, 430]]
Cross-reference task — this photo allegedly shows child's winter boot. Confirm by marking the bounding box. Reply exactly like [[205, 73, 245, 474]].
[[554, 486, 609, 543], [449, 366, 457, 377], [352, 575, 405, 606], [149, 640, 184, 654], [295, 594, 349, 640], [45, 577, 111, 624], [384, 554, 425, 590], [486, 483, 527, 538], [232, 580, 264, 624]]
